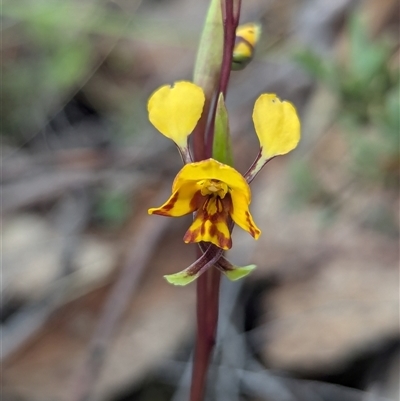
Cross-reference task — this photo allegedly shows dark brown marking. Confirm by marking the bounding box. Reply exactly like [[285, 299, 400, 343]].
[[183, 192, 233, 247], [245, 210, 257, 237], [190, 190, 205, 209], [235, 36, 254, 52], [184, 226, 200, 243], [209, 224, 217, 238], [200, 220, 206, 236], [162, 192, 179, 212]]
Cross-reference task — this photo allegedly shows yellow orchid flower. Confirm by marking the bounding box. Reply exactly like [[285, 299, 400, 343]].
[[146, 80, 300, 284], [149, 158, 261, 250], [147, 81, 299, 257]]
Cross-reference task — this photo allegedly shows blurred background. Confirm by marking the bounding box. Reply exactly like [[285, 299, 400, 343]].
[[2, 0, 399, 400]]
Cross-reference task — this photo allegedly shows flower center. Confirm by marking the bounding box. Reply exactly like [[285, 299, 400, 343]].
[[199, 179, 228, 199]]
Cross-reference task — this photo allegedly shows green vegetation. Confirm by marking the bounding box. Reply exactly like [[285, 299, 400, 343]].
[[291, 13, 398, 233]]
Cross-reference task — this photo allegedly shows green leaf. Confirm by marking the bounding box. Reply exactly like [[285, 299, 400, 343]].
[[46, 44, 90, 89], [164, 271, 199, 286], [193, 0, 223, 98], [212, 93, 234, 166], [349, 13, 389, 82], [96, 191, 130, 228], [222, 264, 257, 281], [384, 84, 400, 134], [294, 49, 338, 87]]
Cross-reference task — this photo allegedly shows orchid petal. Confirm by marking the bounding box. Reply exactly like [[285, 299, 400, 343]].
[[183, 197, 232, 249], [164, 271, 199, 286], [253, 94, 300, 160], [148, 81, 205, 148], [148, 181, 201, 217], [173, 158, 251, 202], [230, 190, 261, 239], [220, 264, 257, 280]]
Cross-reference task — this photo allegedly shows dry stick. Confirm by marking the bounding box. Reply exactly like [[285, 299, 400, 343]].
[[70, 185, 172, 401], [1, 189, 90, 361], [162, 353, 394, 401], [190, 2, 241, 401]]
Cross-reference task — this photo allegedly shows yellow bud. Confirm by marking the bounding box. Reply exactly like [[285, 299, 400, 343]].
[[232, 23, 262, 71]]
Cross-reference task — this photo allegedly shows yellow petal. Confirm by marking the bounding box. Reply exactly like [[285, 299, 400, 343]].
[[173, 158, 251, 202], [235, 23, 262, 48], [252, 94, 300, 159], [148, 81, 205, 148], [230, 191, 261, 239], [148, 181, 201, 217], [183, 197, 232, 250]]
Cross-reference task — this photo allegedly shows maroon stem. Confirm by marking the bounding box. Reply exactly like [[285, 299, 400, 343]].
[[244, 152, 276, 184], [219, 0, 241, 98], [192, 101, 210, 161], [190, 264, 221, 401], [205, 0, 241, 158], [190, 2, 241, 400]]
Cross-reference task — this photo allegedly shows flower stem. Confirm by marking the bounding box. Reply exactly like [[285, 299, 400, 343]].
[[244, 152, 276, 184], [190, 261, 221, 401], [219, 0, 241, 98], [190, 2, 241, 400], [205, 0, 241, 158]]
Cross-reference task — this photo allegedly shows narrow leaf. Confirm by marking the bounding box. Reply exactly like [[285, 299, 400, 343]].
[[193, 0, 223, 99], [213, 93, 234, 166]]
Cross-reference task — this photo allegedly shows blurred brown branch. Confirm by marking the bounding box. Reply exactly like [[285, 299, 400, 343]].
[[70, 184, 172, 401]]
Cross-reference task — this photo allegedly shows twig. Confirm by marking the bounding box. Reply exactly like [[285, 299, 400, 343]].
[[1, 170, 99, 214], [70, 185, 172, 401], [1, 189, 90, 361], [159, 358, 394, 401]]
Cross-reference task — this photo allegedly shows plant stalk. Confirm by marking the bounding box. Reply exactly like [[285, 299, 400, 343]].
[[190, 265, 221, 401], [190, 2, 241, 400], [205, 0, 241, 158]]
